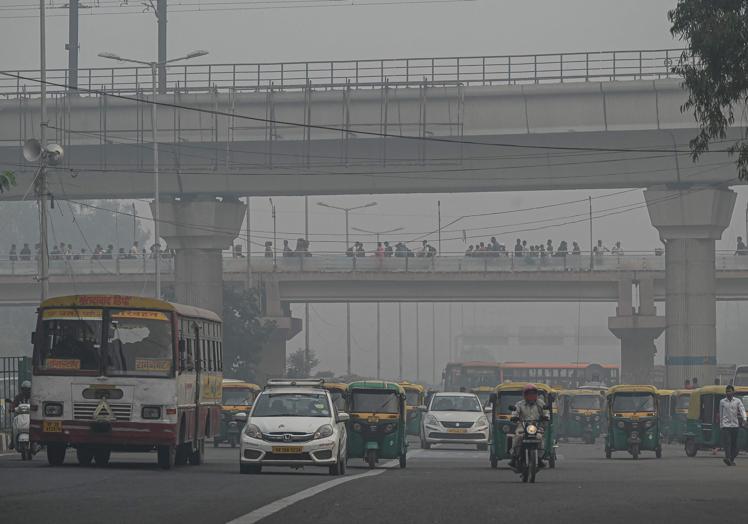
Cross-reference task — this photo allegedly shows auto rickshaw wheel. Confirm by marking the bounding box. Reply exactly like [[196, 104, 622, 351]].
[[399, 454, 407, 469], [366, 449, 377, 469], [548, 451, 556, 469], [213, 439, 219, 448], [631, 444, 639, 460], [76, 447, 94, 466], [685, 438, 698, 457], [230, 437, 237, 448], [490, 453, 498, 469], [605, 448, 612, 459], [655, 447, 662, 459], [94, 448, 111, 466]]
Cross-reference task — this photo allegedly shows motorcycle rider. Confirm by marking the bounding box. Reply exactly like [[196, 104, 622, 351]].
[[9, 381, 31, 450], [509, 383, 548, 469]]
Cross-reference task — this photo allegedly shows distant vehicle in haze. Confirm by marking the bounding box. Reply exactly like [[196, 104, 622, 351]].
[[734, 365, 748, 387], [443, 361, 619, 391], [420, 392, 489, 451]]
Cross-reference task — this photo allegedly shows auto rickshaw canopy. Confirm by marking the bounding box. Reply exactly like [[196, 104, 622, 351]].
[[686, 385, 748, 420]]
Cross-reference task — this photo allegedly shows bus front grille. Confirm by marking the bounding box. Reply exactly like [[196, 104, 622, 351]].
[[73, 402, 133, 421]]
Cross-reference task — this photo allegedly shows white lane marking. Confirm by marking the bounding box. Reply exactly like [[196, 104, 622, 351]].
[[227, 451, 422, 524]]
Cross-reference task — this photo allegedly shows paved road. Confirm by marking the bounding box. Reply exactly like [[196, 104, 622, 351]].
[[1, 440, 745, 524]]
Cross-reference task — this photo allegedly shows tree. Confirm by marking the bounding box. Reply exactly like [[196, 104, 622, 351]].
[[223, 285, 275, 382], [0, 170, 15, 193], [286, 348, 319, 378], [669, 1, 748, 179]]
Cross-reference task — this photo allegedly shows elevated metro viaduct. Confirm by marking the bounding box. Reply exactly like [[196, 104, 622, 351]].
[[1, 49, 745, 386], [4, 255, 748, 385]]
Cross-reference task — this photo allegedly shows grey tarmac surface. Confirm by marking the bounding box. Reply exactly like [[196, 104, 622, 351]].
[[0, 440, 745, 524]]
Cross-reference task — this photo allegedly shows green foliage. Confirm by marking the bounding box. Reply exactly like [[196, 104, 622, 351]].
[[223, 285, 275, 382], [669, 1, 748, 179], [0, 170, 16, 193], [286, 348, 320, 378]]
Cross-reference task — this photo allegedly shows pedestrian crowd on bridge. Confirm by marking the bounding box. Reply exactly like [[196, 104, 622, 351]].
[[7, 241, 173, 263]]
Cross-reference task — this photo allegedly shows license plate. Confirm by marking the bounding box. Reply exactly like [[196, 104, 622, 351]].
[[271, 446, 303, 454], [447, 428, 467, 434], [43, 420, 62, 433]]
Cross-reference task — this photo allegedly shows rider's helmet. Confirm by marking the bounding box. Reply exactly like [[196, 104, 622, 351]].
[[20, 380, 31, 393], [523, 383, 538, 404]]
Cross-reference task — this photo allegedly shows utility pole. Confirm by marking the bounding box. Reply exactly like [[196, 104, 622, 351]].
[[304, 196, 310, 376], [376, 303, 381, 380], [67, 0, 79, 93], [432, 303, 436, 384], [398, 303, 403, 380], [157, 0, 167, 94], [39, 0, 49, 301], [415, 303, 420, 382]]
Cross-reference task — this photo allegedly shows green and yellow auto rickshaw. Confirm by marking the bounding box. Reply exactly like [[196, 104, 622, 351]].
[[471, 386, 495, 409], [683, 386, 748, 457], [671, 389, 691, 443], [558, 390, 604, 444], [323, 382, 349, 413], [656, 389, 675, 443], [400, 382, 427, 436], [487, 382, 557, 469], [346, 381, 409, 469], [215, 379, 261, 447], [605, 385, 661, 459]]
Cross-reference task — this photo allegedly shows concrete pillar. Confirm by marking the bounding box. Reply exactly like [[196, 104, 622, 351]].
[[609, 277, 665, 384], [155, 196, 246, 315], [644, 187, 736, 388], [257, 279, 302, 382]]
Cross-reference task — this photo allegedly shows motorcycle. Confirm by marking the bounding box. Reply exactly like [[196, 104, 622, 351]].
[[511, 418, 547, 483], [12, 403, 34, 461]]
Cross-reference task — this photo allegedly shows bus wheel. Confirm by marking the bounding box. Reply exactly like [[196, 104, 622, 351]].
[[175, 444, 190, 466], [490, 454, 498, 469], [685, 438, 698, 457], [158, 445, 176, 470], [76, 447, 94, 466], [47, 443, 66, 466], [94, 448, 111, 466], [188, 439, 204, 466]]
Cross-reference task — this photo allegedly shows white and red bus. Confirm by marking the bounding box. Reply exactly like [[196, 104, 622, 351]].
[[30, 295, 223, 469]]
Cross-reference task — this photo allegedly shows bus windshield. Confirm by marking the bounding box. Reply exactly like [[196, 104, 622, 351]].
[[350, 391, 399, 414], [571, 395, 602, 410], [223, 388, 255, 406], [612, 393, 655, 413], [105, 310, 173, 378], [35, 309, 103, 373]]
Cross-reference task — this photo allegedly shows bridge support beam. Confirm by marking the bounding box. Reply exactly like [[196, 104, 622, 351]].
[[609, 277, 665, 384], [645, 187, 736, 388], [155, 196, 246, 315], [256, 279, 302, 382]]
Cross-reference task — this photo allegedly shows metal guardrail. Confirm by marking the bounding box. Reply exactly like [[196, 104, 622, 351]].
[[0, 48, 690, 98], [0, 357, 30, 435], [1, 251, 748, 276]]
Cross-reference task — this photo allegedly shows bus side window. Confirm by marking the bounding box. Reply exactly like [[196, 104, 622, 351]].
[[186, 339, 195, 372], [178, 339, 187, 372], [218, 342, 223, 371]]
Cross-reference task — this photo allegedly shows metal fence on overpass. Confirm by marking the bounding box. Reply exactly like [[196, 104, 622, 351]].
[[2, 251, 748, 276], [0, 48, 690, 98]]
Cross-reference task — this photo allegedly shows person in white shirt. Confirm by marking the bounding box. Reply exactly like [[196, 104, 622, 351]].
[[719, 385, 746, 466]]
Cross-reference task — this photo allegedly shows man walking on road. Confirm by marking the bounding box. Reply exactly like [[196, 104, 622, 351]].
[[719, 385, 746, 466]]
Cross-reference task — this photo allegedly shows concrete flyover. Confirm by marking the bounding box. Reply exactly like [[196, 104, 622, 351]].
[[0, 49, 742, 200]]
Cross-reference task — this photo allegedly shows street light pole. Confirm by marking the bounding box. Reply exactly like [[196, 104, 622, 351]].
[[398, 302, 403, 380], [39, 0, 49, 301], [98, 49, 208, 299], [317, 200, 377, 376]]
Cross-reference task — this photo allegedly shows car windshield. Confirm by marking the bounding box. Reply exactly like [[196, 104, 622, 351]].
[[223, 388, 255, 406], [431, 395, 482, 412], [676, 394, 691, 410], [571, 395, 602, 410], [612, 393, 655, 412], [252, 392, 331, 417], [105, 310, 173, 377], [35, 309, 103, 373], [350, 391, 399, 414], [405, 390, 421, 406], [497, 391, 524, 414]]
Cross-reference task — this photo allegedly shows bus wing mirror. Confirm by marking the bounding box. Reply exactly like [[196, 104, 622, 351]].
[[31, 331, 36, 345]]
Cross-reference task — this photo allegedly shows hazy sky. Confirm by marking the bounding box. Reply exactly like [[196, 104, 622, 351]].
[[2, 0, 746, 377]]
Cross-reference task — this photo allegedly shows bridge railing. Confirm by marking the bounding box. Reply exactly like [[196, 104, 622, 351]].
[[0, 48, 690, 98], [2, 250, 748, 276]]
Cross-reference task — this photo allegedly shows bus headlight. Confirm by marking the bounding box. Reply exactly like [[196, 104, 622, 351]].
[[141, 406, 162, 420], [43, 402, 63, 417]]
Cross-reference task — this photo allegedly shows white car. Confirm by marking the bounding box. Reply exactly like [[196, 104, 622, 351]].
[[420, 392, 490, 450], [238, 380, 349, 475]]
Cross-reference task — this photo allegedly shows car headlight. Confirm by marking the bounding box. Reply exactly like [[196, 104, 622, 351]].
[[314, 424, 334, 440], [243, 423, 262, 439], [425, 414, 439, 426], [526, 424, 538, 435], [43, 402, 63, 417], [474, 416, 489, 428], [141, 406, 161, 420]]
